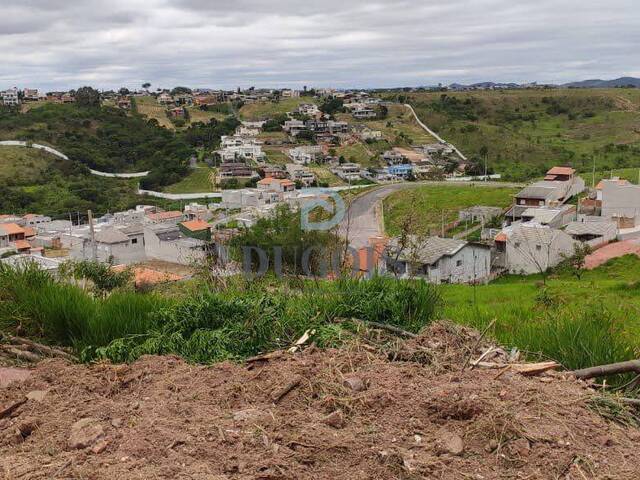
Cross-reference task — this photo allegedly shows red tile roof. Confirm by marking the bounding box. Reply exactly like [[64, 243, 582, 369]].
[[13, 240, 32, 250], [0, 223, 26, 236], [546, 166, 575, 176], [147, 211, 183, 221], [180, 220, 210, 232]]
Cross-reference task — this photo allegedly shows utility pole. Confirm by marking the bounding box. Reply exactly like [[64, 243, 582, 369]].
[[87, 210, 97, 261], [592, 155, 596, 189]]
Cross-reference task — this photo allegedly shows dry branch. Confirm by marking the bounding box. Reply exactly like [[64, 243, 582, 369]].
[[272, 375, 302, 403], [0, 345, 42, 363], [3, 335, 77, 362], [573, 360, 640, 380]]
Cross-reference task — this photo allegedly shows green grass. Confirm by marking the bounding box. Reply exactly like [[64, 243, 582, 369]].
[[164, 167, 214, 193], [239, 97, 318, 121], [384, 88, 640, 182], [263, 147, 291, 165], [441, 255, 640, 372], [383, 184, 517, 236], [582, 167, 640, 188], [335, 141, 380, 168], [0, 146, 52, 185]]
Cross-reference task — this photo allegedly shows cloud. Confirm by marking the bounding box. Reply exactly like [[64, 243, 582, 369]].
[[0, 0, 638, 90]]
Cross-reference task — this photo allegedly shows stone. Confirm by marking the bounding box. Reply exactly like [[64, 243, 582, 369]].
[[322, 410, 345, 429], [68, 418, 105, 449], [440, 431, 464, 456], [26, 390, 48, 402], [111, 418, 123, 428], [343, 376, 367, 392], [91, 439, 109, 454]]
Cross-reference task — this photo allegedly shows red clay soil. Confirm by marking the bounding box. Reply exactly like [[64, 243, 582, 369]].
[[585, 240, 640, 269], [1, 323, 640, 479]]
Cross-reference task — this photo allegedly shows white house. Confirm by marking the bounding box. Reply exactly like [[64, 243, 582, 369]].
[[494, 223, 577, 275], [565, 220, 617, 248], [1, 88, 20, 106], [383, 236, 492, 284], [288, 145, 323, 165], [600, 178, 640, 228]]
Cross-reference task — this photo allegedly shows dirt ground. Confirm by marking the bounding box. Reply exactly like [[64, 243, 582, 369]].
[[1, 323, 640, 479]]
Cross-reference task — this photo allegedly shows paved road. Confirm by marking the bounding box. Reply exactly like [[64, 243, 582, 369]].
[[340, 181, 523, 249]]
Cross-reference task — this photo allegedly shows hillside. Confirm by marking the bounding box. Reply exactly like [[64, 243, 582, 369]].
[[383, 88, 640, 182], [563, 77, 640, 88], [2, 323, 640, 479]]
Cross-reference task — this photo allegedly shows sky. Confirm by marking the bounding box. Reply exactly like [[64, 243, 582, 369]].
[[1, 0, 639, 91]]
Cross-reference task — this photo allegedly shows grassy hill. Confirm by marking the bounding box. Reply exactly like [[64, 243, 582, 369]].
[[383, 183, 518, 236], [381, 88, 640, 182], [239, 97, 317, 121]]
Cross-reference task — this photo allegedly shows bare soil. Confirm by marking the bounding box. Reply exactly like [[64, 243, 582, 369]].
[[1, 322, 639, 479]]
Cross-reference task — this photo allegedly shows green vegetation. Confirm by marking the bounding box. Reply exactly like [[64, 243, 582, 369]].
[[0, 262, 440, 364], [163, 167, 214, 193], [383, 184, 518, 235], [381, 89, 640, 182], [239, 98, 317, 121], [441, 255, 640, 372]]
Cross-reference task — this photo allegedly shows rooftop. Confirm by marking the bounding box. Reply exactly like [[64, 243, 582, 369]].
[[0, 223, 26, 236]]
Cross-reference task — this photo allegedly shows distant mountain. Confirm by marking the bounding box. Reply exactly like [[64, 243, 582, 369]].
[[448, 81, 531, 91], [562, 77, 640, 88]]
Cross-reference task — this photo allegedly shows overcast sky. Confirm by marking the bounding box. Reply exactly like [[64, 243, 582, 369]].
[[1, 0, 639, 91]]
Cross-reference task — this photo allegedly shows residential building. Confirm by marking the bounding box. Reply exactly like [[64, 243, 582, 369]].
[[355, 126, 382, 141], [179, 219, 212, 241], [20, 214, 52, 228], [352, 107, 377, 119], [157, 92, 174, 105], [281, 89, 300, 98], [168, 107, 186, 118], [218, 162, 255, 178], [145, 210, 185, 225], [520, 205, 576, 229], [285, 164, 316, 187], [288, 145, 323, 165], [493, 223, 577, 275], [600, 178, 640, 228], [236, 125, 261, 136], [294, 103, 320, 116], [283, 120, 306, 136], [220, 189, 280, 209], [387, 164, 413, 179], [259, 165, 288, 179], [565, 221, 617, 248], [22, 89, 39, 101], [257, 177, 296, 193], [333, 163, 362, 182], [383, 236, 491, 284], [71, 227, 146, 265], [0, 223, 26, 248], [1, 88, 20, 106], [144, 224, 209, 265]]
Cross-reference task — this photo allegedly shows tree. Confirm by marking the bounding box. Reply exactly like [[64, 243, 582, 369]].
[[558, 243, 592, 280], [118, 87, 130, 96], [142, 82, 151, 90], [171, 86, 193, 96], [75, 86, 101, 108]]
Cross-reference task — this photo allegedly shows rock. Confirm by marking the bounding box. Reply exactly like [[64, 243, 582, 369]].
[[508, 438, 531, 457], [439, 431, 464, 456], [322, 410, 345, 429], [484, 439, 499, 453], [0, 368, 31, 388], [111, 418, 123, 428], [26, 390, 48, 402], [91, 439, 109, 454], [343, 376, 367, 392], [68, 418, 105, 450], [232, 408, 272, 424]]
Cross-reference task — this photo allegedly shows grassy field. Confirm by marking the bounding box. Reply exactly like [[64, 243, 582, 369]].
[[263, 146, 291, 165], [582, 167, 640, 187], [163, 166, 215, 193], [134, 96, 175, 129], [239, 97, 317, 121], [441, 255, 640, 371], [338, 104, 437, 146], [308, 165, 346, 187], [0, 146, 52, 185], [383, 183, 518, 236], [334, 141, 380, 167], [381, 88, 640, 182]]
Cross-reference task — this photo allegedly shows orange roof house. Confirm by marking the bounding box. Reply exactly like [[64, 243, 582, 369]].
[[13, 240, 32, 251], [146, 211, 184, 223], [180, 219, 211, 232], [544, 166, 576, 181], [0, 223, 26, 236]]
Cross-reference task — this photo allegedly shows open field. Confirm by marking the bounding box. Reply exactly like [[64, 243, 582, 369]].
[[582, 167, 640, 187], [441, 255, 640, 370], [336, 104, 437, 147], [0, 146, 52, 185], [263, 146, 291, 165], [163, 166, 215, 193], [239, 97, 317, 121], [334, 141, 379, 167], [381, 88, 640, 182], [383, 183, 518, 236], [134, 96, 175, 129]]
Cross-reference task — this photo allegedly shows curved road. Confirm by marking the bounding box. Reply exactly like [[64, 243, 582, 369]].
[[340, 181, 523, 249]]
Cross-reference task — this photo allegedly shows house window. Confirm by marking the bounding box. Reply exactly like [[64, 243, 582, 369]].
[[456, 260, 462, 267], [514, 242, 521, 249], [131, 238, 138, 244], [536, 244, 542, 251]]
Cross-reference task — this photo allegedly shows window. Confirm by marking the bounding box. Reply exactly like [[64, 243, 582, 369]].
[[456, 260, 463, 267], [131, 238, 138, 244], [536, 244, 542, 251], [514, 242, 521, 249]]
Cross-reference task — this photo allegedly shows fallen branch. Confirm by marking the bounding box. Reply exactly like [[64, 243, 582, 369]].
[[461, 319, 496, 372], [360, 320, 418, 339], [573, 360, 640, 380], [0, 397, 27, 419], [272, 375, 302, 403], [3, 335, 77, 362], [0, 345, 42, 363], [476, 361, 559, 376]]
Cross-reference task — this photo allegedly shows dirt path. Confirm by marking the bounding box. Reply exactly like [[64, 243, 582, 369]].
[[585, 239, 640, 269]]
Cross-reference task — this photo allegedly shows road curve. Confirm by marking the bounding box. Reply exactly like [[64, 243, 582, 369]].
[[339, 181, 523, 248]]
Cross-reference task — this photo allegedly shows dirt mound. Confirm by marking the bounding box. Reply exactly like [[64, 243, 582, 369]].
[[1, 322, 639, 479]]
